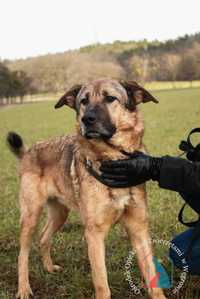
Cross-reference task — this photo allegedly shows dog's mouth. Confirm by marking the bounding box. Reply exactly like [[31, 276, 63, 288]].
[[85, 131, 102, 139], [85, 130, 114, 139]]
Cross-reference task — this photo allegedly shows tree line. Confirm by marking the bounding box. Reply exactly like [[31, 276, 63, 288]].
[[2, 32, 200, 97], [0, 62, 35, 105]]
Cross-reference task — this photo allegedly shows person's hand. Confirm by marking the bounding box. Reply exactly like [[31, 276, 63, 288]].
[[86, 152, 163, 188]]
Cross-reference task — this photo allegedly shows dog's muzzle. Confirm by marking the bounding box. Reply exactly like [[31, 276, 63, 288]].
[[81, 108, 116, 139]]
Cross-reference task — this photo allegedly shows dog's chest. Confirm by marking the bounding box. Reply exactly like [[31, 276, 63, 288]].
[[109, 188, 132, 211], [69, 154, 139, 214]]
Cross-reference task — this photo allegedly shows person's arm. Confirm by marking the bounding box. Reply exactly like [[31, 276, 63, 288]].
[[87, 152, 200, 195], [158, 156, 200, 194]]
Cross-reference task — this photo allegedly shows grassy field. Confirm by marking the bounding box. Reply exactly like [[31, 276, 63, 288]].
[[144, 80, 200, 91], [1, 88, 200, 298]]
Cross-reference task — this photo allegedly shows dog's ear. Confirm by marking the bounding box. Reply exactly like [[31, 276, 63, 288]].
[[120, 80, 158, 111], [54, 84, 82, 109]]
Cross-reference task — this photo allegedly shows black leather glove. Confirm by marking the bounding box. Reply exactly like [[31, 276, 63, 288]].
[[86, 152, 163, 188]]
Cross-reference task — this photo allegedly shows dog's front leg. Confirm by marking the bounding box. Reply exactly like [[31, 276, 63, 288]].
[[122, 188, 166, 299], [85, 223, 111, 299]]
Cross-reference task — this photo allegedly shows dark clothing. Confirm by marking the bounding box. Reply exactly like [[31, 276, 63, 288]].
[[159, 156, 200, 214], [169, 228, 200, 275], [159, 157, 200, 274]]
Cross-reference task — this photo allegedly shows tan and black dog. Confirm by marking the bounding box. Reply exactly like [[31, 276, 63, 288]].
[[7, 78, 166, 299]]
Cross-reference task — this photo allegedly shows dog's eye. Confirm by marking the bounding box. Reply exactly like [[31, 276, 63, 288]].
[[105, 95, 117, 103], [80, 98, 89, 105]]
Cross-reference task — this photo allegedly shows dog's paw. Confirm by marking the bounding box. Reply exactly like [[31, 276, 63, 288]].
[[149, 289, 167, 299], [52, 264, 63, 272], [46, 264, 63, 273], [16, 284, 33, 299]]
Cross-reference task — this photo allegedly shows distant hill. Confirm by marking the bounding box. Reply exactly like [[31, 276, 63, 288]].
[[5, 32, 200, 93]]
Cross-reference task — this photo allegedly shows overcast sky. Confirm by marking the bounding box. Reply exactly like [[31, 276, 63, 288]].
[[0, 0, 200, 60]]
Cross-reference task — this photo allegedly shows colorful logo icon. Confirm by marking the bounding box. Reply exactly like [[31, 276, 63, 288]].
[[141, 256, 173, 289]]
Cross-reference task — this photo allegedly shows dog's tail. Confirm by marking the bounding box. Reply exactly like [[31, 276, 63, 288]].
[[7, 132, 26, 159]]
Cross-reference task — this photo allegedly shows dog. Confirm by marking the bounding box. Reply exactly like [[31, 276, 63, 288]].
[[7, 78, 166, 299]]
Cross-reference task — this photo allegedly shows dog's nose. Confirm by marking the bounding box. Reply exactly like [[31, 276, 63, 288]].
[[82, 112, 96, 125]]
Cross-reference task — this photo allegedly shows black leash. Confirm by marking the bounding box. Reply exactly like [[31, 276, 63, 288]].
[[178, 203, 200, 227], [179, 127, 200, 161]]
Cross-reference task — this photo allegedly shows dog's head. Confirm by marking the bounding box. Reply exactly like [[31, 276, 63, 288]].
[[55, 78, 158, 140]]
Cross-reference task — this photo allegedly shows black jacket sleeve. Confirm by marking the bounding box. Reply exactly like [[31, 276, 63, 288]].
[[158, 156, 200, 195]]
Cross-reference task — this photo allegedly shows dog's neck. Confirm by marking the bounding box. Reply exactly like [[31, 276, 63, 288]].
[[76, 110, 144, 162]]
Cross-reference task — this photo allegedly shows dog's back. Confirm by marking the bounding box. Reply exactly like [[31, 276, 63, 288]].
[[7, 132, 76, 177], [7, 132, 80, 212]]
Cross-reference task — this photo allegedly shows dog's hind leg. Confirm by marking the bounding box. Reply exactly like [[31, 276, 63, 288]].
[[17, 175, 45, 299], [40, 199, 69, 273]]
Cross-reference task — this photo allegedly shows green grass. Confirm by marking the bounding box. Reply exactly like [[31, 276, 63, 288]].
[[1, 88, 200, 298], [144, 80, 200, 91]]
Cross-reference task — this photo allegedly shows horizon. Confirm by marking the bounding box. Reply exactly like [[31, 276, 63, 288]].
[[1, 0, 200, 61]]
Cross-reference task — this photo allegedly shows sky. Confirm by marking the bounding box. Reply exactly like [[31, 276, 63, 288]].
[[0, 0, 200, 60]]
